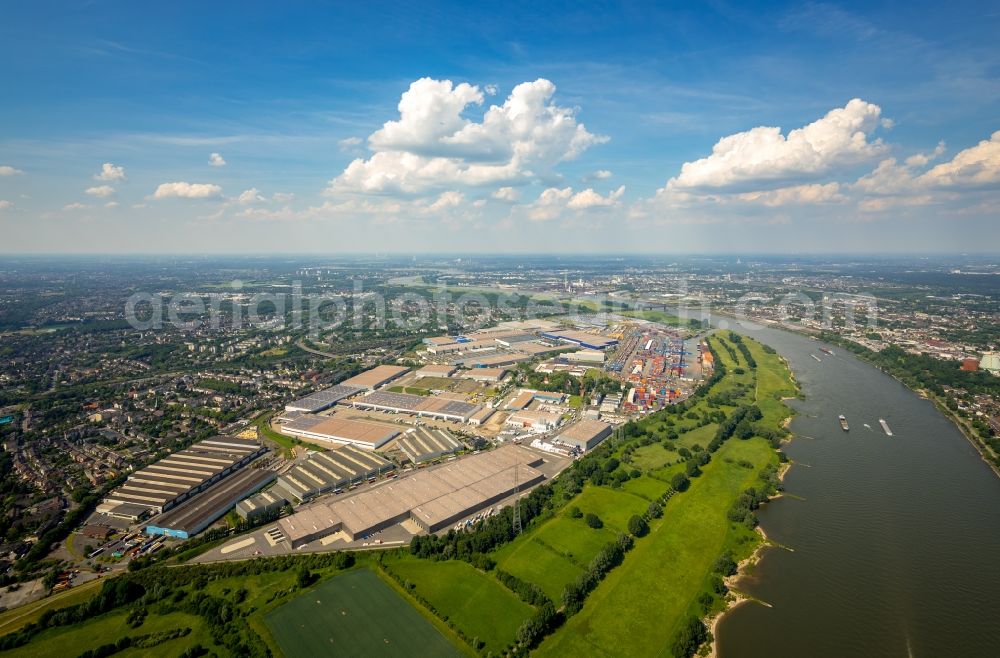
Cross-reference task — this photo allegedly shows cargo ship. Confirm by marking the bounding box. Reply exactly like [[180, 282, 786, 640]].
[[879, 418, 893, 436], [819, 347, 834, 355], [839, 414, 850, 431]]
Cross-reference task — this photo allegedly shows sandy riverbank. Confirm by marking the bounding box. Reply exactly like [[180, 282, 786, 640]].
[[702, 422, 795, 657]]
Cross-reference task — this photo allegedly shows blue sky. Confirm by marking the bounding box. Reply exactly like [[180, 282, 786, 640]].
[[1, 0, 998, 253]]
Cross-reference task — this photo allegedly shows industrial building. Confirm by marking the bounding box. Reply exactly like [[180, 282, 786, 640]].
[[494, 333, 538, 347], [540, 330, 618, 350], [144, 467, 276, 539], [505, 410, 563, 432], [340, 365, 410, 390], [496, 319, 561, 332], [506, 391, 535, 410], [457, 353, 531, 368], [457, 367, 507, 382], [280, 415, 401, 450], [555, 419, 613, 452], [467, 407, 496, 426], [396, 426, 463, 463], [274, 446, 395, 502], [235, 490, 286, 523], [350, 391, 482, 423], [278, 445, 545, 546], [515, 341, 579, 357], [101, 437, 266, 515], [415, 364, 457, 378], [426, 339, 497, 355], [284, 384, 362, 413], [565, 349, 606, 364]]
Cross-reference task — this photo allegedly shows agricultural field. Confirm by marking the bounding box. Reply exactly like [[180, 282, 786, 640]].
[[264, 569, 462, 658], [383, 556, 533, 653]]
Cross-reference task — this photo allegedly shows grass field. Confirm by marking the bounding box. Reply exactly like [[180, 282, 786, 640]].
[[6, 610, 207, 658], [264, 568, 462, 658], [621, 474, 671, 501], [620, 309, 688, 327], [384, 557, 533, 653], [494, 536, 584, 602], [386, 385, 433, 396], [535, 438, 776, 657], [630, 443, 675, 471], [409, 376, 454, 390], [533, 333, 791, 657], [533, 516, 618, 567], [747, 339, 798, 425], [571, 485, 650, 532], [0, 578, 103, 635]]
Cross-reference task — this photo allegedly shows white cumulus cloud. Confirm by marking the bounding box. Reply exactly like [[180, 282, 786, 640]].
[[567, 185, 625, 209], [237, 188, 265, 204], [668, 99, 887, 191], [528, 187, 574, 221], [208, 153, 226, 167], [426, 191, 465, 212], [0, 165, 23, 176], [919, 131, 1000, 188], [327, 77, 607, 195], [63, 202, 89, 211], [591, 169, 613, 179], [153, 182, 223, 199], [95, 162, 126, 182], [736, 183, 845, 206], [0, 200, 11, 209], [492, 187, 520, 202], [85, 185, 115, 198]]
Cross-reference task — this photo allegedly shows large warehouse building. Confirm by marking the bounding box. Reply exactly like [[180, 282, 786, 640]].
[[235, 489, 286, 523], [280, 415, 401, 450], [396, 426, 463, 463], [100, 437, 266, 515], [340, 365, 409, 390], [349, 391, 482, 423], [274, 446, 395, 502], [284, 384, 362, 413], [555, 419, 613, 452], [540, 330, 618, 350], [144, 467, 276, 539], [278, 444, 545, 547]]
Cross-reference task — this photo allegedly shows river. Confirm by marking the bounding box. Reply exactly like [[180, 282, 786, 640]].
[[714, 320, 1000, 658]]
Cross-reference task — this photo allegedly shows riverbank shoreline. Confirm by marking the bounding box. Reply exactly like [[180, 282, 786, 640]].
[[703, 458, 794, 657], [714, 309, 999, 481], [701, 348, 798, 658]]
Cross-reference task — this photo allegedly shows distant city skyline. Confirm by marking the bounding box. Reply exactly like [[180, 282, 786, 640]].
[[1, 1, 998, 254]]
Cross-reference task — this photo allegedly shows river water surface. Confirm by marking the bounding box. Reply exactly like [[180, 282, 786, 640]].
[[715, 321, 1000, 658]]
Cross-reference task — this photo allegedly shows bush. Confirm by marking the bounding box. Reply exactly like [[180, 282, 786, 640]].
[[627, 515, 648, 537], [712, 552, 737, 576], [584, 513, 603, 529], [671, 616, 708, 658], [670, 472, 690, 492], [568, 505, 583, 518]]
